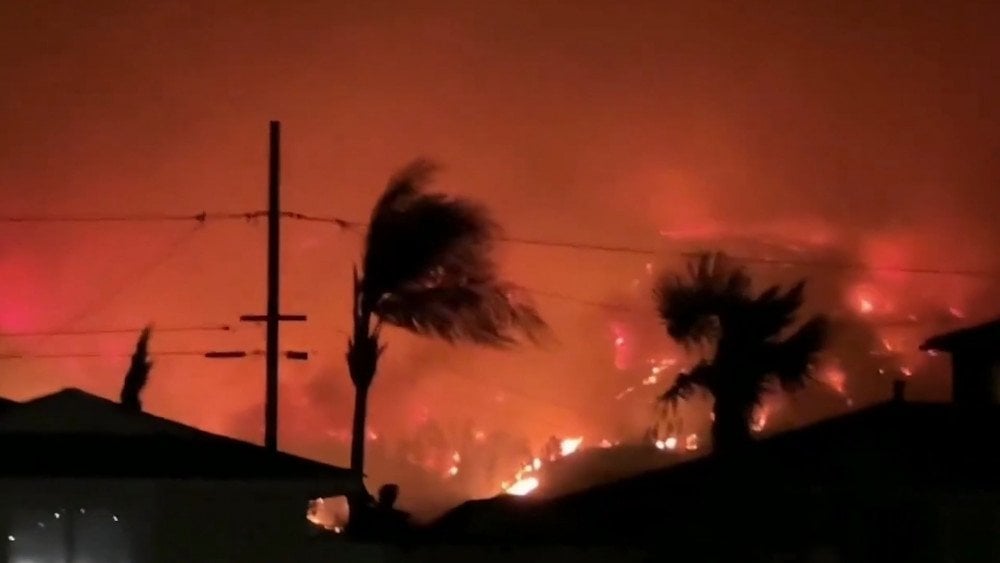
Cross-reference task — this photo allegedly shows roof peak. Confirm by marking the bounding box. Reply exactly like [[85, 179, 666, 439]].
[[921, 315, 1000, 352]]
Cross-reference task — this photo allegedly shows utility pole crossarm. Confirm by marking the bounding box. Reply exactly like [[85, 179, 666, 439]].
[[204, 351, 249, 359], [240, 314, 308, 322]]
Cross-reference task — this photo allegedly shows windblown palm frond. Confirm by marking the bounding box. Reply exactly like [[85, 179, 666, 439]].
[[750, 281, 808, 342], [376, 283, 546, 346], [360, 159, 546, 345], [660, 361, 714, 405], [766, 316, 829, 391], [654, 252, 752, 344]]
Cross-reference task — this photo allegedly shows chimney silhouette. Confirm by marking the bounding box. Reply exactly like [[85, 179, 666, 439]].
[[892, 379, 906, 403]]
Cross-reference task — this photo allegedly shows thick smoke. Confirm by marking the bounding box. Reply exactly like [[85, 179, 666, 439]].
[[0, 1, 997, 519]]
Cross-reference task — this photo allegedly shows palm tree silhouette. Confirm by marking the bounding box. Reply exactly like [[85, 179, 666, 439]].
[[347, 160, 545, 476], [654, 253, 828, 453], [120, 325, 153, 411]]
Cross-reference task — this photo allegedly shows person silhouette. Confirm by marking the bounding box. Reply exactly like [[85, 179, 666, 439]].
[[347, 484, 410, 542], [374, 484, 410, 541]]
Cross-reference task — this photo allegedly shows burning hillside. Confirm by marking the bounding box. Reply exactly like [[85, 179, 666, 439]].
[[235, 220, 993, 528], [1, 0, 997, 528]]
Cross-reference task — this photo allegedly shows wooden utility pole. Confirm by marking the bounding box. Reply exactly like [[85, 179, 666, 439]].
[[265, 120, 281, 452], [238, 121, 308, 453]]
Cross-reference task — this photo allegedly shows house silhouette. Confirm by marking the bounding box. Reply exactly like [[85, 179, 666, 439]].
[[921, 316, 1000, 406], [0, 388, 361, 563], [429, 318, 1000, 563]]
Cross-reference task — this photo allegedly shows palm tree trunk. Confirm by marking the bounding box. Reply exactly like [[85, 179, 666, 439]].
[[347, 268, 378, 477], [350, 382, 370, 474], [711, 396, 753, 454]]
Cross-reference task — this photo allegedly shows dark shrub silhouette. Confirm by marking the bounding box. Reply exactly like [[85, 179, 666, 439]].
[[120, 325, 153, 411]]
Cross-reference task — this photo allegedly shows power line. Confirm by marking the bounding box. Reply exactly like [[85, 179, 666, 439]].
[[0, 350, 251, 360], [705, 254, 1000, 279], [503, 236, 656, 257], [0, 324, 232, 338], [0, 211, 266, 224], [43, 224, 207, 337], [279, 212, 1000, 280], [1, 207, 996, 279], [279, 211, 356, 229], [0, 349, 317, 360], [524, 287, 637, 311], [524, 286, 971, 327]]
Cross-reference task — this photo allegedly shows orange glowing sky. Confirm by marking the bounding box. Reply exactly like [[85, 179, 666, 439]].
[[1, 1, 998, 511]]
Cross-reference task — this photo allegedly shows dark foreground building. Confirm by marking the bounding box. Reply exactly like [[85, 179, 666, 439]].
[[0, 388, 361, 563], [922, 316, 1000, 405], [427, 318, 1000, 563]]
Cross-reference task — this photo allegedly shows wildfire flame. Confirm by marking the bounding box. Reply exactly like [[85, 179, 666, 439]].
[[504, 477, 539, 496], [821, 365, 848, 396], [684, 433, 699, 451], [500, 436, 586, 496], [306, 496, 349, 534], [751, 405, 770, 433], [559, 437, 583, 456], [655, 436, 678, 450]]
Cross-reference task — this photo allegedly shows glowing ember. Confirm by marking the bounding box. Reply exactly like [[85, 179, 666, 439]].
[[821, 365, 847, 396], [648, 357, 677, 376], [858, 298, 874, 314], [559, 437, 583, 456], [684, 433, 699, 451], [655, 436, 678, 450], [751, 407, 770, 433], [505, 477, 539, 496], [615, 386, 636, 400], [306, 496, 349, 534], [610, 324, 633, 370]]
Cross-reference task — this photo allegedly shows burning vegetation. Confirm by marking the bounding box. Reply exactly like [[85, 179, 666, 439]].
[[291, 227, 983, 524]]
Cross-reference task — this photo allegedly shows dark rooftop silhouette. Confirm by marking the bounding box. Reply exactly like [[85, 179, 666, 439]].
[[430, 399, 1000, 557], [0, 396, 16, 414], [921, 315, 1000, 408], [921, 315, 1000, 352], [0, 388, 358, 487]]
